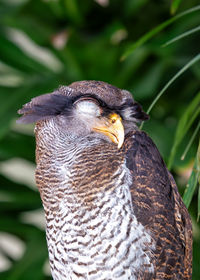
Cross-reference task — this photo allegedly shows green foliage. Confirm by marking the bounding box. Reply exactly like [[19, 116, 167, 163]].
[[183, 140, 200, 213], [0, 0, 200, 279], [168, 91, 200, 169], [121, 4, 200, 60], [162, 25, 200, 47], [140, 57, 200, 130], [171, 0, 184, 14]]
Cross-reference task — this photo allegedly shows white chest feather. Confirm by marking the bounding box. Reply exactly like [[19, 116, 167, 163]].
[[45, 164, 155, 280]]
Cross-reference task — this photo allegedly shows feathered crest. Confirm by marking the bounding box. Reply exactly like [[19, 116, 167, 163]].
[[17, 93, 71, 124], [131, 101, 149, 121], [17, 84, 149, 124], [116, 99, 149, 122]]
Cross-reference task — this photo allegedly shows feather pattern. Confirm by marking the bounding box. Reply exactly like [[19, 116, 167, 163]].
[[35, 121, 156, 280], [17, 80, 192, 280], [124, 131, 192, 279]]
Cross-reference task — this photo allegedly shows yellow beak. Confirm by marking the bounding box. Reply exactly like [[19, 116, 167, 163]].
[[93, 113, 124, 149]]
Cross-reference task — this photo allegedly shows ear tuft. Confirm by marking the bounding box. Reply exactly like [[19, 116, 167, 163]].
[[120, 100, 149, 122], [17, 93, 70, 124], [131, 102, 149, 121]]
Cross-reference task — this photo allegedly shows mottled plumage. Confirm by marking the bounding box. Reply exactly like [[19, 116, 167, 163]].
[[17, 80, 192, 280]]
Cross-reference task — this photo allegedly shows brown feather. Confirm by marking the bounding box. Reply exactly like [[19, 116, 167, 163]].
[[123, 131, 192, 279]]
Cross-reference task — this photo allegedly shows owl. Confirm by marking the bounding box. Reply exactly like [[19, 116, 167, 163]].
[[17, 80, 192, 280]]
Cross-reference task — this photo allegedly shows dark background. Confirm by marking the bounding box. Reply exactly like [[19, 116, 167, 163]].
[[0, 0, 199, 279]]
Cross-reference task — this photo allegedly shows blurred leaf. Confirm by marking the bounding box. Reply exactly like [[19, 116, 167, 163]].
[[162, 25, 200, 47], [0, 75, 61, 139], [0, 32, 54, 74], [171, 0, 183, 15], [0, 216, 41, 239], [123, 0, 149, 16], [181, 120, 200, 160], [198, 142, 200, 221], [143, 119, 175, 160], [114, 47, 149, 88], [183, 141, 200, 209], [168, 91, 200, 169], [147, 54, 200, 114], [198, 141, 200, 185], [198, 185, 200, 222], [121, 5, 200, 60], [0, 220, 47, 280], [62, 0, 83, 24], [0, 174, 41, 212], [0, 131, 35, 162], [131, 62, 164, 100], [140, 54, 200, 130], [193, 239, 200, 278], [4, 232, 47, 280], [5, 27, 63, 73]]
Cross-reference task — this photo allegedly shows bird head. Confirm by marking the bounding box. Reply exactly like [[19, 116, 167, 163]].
[[17, 80, 149, 149]]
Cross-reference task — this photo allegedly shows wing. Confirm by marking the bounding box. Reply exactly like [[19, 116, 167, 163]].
[[124, 131, 192, 280], [167, 171, 192, 279]]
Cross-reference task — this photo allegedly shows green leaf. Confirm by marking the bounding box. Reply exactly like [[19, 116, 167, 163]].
[[131, 62, 164, 100], [198, 185, 200, 222], [140, 54, 200, 130], [198, 140, 200, 185], [147, 55, 200, 115], [168, 91, 200, 169], [0, 75, 60, 139], [5, 233, 47, 280], [162, 25, 200, 47], [183, 141, 200, 209], [62, 0, 83, 24], [121, 5, 200, 60], [0, 131, 35, 162], [181, 120, 200, 161], [0, 33, 53, 74], [171, 0, 183, 15], [114, 47, 149, 88], [0, 222, 47, 280], [0, 174, 41, 212]]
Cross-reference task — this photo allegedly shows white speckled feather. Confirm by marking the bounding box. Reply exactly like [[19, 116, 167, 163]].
[[45, 161, 155, 280]]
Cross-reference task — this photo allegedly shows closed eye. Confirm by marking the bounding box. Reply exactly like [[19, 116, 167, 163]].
[[74, 98, 101, 117]]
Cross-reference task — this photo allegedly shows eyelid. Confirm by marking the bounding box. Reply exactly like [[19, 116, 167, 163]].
[[73, 97, 100, 105], [74, 98, 102, 116]]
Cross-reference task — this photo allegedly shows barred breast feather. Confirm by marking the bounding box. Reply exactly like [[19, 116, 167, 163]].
[[35, 121, 156, 280]]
